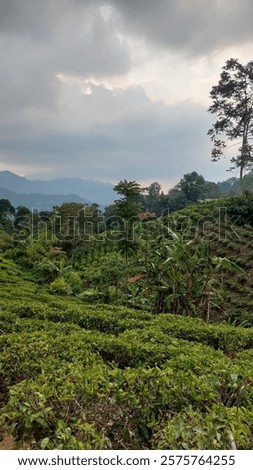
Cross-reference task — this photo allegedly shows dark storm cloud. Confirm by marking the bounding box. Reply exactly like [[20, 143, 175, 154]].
[[0, 0, 100, 40], [0, 0, 251, 183], [0, 0, 130, 120], [110, 0, 253, 56]]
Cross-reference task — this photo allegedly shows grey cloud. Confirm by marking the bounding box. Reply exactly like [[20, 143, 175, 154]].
[[0, 83, 215, 183], [0, 35, 59, 115], [52, 10, 130, 77], [0, 0, 130, 128], [0, 0, 100, 40], [110, 0, 253, 56], [0, 0, 128, 77], [0, 0, 245, 186], [0, 0, 53, 39]]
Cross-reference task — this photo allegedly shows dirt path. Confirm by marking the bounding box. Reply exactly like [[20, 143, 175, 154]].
[[0, 434, 15, 450]]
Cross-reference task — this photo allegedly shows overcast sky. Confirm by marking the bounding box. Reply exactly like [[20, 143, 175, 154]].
[[1, 0, 253, 191]]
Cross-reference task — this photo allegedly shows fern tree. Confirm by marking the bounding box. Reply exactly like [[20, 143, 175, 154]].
[[113, 180, 147, 262]]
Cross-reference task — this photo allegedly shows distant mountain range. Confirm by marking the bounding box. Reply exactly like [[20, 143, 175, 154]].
[[0, 171, 115, 210], [0, 186, 90, 211], [0, 170, 245, 212]]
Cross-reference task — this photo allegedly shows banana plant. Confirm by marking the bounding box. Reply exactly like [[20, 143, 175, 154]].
[[142, 226, 242, 320]]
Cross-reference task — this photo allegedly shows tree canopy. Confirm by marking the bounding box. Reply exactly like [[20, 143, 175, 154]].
[[0, 199, 15, 216], [176, 172, 220, 203], [208, 58, 253, 185], [113, 180, 147, 220]]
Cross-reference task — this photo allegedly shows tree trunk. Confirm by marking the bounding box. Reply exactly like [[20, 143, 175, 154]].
[[239, 160, 244, 189], [239, 119, 250, 190]]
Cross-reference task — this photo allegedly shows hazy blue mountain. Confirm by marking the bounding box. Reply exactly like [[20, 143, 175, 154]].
[[0, 186, 91, 211], [0, 171, 34, 192], [0, 171, 115, 206], [217, 177, 240, 195]]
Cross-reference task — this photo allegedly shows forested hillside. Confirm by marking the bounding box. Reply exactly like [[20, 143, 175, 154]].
[[1, 190, 253, 449]]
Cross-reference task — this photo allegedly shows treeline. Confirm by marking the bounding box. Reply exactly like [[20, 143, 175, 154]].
[[0, 171, 241, 320], [0, 170, 222, 265], [0, 170, 220, 227]]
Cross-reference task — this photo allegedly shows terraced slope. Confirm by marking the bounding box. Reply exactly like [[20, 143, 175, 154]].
[[0, 255, 253, 449], [167, 198, 253, 324]]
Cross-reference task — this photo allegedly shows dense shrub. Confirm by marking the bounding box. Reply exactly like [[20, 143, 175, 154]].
[[152, 405, 253, 450], [1, 219, 253, 450]]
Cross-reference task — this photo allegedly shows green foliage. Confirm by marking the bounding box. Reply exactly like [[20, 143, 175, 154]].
[[1, 284, 253, 449], [226, 193, 253, 226], [81, 253, 128, 303], [1, 362, 111, 449], [0, 199, 15, 215], [176, 172, 220, 203], [1, 195, 253, 449], [65, 271, 83, 294], [112, 180, 147, 262], [208, 58, 253, 183], [0, 199, 15, 234], [49, 277, 72, 295], [0, 230, 12, 250], [140, 226, 240, 317], [152, 405, 253, 449], [152, 314, 253, 352]]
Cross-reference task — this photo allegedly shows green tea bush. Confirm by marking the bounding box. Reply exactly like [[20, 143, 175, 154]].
[[151, 314, 253, 352], [0, 330, 102, 392], [2, 300, 152, 334], [226, 194, 253, 227], [1, 326, 253, 449], [1, 362, 112, 449], [106, 363, 253, 446], [0, 311, 20, 334], [116, 327, 222, 367], [151, 405, 253, 449], [1, 239, 253, 450]]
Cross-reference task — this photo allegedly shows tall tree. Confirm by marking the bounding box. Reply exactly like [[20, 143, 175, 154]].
[[0, 199, 15, 217], [113, 180, 147, 262], [208, 58, 253, 185], [0, 199, 15, 233], [176, 172, 219, 203], [113, 180, 146, 219], [144, 182, 162, 213]]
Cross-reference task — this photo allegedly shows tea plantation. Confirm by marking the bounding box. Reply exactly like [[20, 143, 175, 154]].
[[1, 255, 253, 450], [1, 195, 253, 449]]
